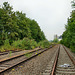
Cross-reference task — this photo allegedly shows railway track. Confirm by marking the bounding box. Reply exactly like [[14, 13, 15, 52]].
[[55, 45, 75, 75], [0, 51, 21, 56], [42, 44, 75, 75], [0, 47, 50, 74], [0, 44, 75, 75], [0, 48, 42, 56]]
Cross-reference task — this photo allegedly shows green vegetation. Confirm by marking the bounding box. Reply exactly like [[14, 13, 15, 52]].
[[25, 53, 32, 58], [53, 38, 59, 43], [38, 40, 51, 48], [60, 0, 75, 52], [12, 38, 38, 50], [9, 51, 12, 56], [0, 2, 50, 52]]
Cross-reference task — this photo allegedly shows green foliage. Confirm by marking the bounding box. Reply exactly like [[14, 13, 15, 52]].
[[9, 51, 12, 56], [38, 40, 50, 48], [0, 47, 5, 52], [25, 53, 32, 58], [0, 2, 46, 46], [0, 2, 47, 52], [12, 38, 38, 50], [61, 1, 75, 52], [4, 39, 10, 46], [12, 39, 22, 49], [3, 39, 11, 49], [0, 39, 12, 52], [29, 20, 46, 42], [53, 38, 59, 43]]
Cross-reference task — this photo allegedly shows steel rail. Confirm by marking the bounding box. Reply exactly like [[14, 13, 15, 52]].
[[63, 46, 75, 65], [51, 46, 60, 75], [0, 48, 50, 74], [0, 48, 42, 63], [51, 45, 75, 75]]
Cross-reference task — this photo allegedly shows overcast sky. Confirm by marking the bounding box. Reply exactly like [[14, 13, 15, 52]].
[[0, 0, 72, 40]]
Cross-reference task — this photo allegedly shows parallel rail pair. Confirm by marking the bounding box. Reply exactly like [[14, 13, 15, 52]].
[[0, 45, 75, 75], [51, 45, 75, 75], [42, 45, 75, 75], [0, 48, 50, 74]]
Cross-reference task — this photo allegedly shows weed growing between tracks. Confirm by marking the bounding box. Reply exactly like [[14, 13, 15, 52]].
[[25, 53, 32, 58], [9, 51, 12, 57]]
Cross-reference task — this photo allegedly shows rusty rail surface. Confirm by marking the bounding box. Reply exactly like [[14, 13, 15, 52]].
[[0, 48, 42, 63], [51, 46, 60, 75], [0, 47, 51, 73], [63, 46, 75, 65], [51, 45, 75, 75]]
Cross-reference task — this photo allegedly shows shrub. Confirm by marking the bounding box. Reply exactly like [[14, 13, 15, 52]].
[[0, 39, 12, 52], [12, 38, 38, 50], [38, 40, 50, 48], [12, 39, 22, 49]]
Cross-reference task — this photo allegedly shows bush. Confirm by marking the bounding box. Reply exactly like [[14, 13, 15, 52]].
[[0, 38, 51, 52], [30, 39, 38, 49], [38, 40, 50, 48], [0, 39, 12, 52], [12, 39, 22, 49], [12, 38, 38, 50]]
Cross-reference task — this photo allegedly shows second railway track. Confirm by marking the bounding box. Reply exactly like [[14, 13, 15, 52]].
[[0, 44, 75, 75], [0, 48, 50, 74], [55, 45, 75, 75], [42, 44, 75, 75]]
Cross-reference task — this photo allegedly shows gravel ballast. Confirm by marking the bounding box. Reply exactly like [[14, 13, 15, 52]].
[[2, 45, 58, 75]]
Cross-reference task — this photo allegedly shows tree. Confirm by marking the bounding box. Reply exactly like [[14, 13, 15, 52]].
[[0, 2, 46, 45], [29, 20, 46, 42], [16, 11, 31, 39], [71, 0, 75, 8], [61, 0, 75, 52]]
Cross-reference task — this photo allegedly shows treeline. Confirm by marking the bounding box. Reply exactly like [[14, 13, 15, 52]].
[[60, 0, 75, 52], [0, 2, 50, 52]]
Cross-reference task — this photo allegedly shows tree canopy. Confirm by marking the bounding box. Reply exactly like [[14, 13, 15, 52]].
[[0, 2, 46, 45], [60, 0, 75, 52]]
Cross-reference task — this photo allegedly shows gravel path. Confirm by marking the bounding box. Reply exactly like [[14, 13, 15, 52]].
[[1, 45, 58, 75]]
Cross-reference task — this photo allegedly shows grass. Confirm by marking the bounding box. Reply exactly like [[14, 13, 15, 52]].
[[25, 53, 32, 58], [9, 51, 12, 56]]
